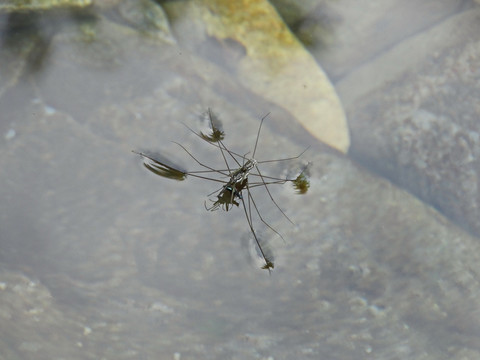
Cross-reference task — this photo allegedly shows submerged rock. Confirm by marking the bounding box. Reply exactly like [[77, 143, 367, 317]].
[[344, 8, 480, 238], [0, 0, 92, 12], [1, 2, 478, 359], [164, 0, 350, 153]]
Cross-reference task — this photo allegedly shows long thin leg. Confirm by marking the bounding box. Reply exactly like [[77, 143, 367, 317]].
[[172, 142, 231, 178], [183, 110, 247, 208], [246, 184, 286, 243], [133, 150, 230, 184], [252, 113, 269, 158], [254, 166, 295, 225], [256, 147, 309, 164], [240, 191, 273, 271], [206, 108, 244, 170], [182, 110, 244, 169]]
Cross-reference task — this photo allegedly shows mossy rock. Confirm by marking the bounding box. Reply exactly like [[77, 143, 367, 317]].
[[0, 0, 92, 12]]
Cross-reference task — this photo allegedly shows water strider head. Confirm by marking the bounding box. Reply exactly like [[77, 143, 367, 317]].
[[230, 158, 257, 183]]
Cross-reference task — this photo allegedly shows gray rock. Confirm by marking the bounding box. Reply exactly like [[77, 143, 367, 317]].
[[344, 8, 480, 238], [272, 0, 467, 81]]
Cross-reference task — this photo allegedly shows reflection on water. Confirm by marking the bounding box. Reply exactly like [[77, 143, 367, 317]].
[[1, 1, 480, 359]]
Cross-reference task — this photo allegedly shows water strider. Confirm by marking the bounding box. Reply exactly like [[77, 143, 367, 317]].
[[133, 108, 310, 271]]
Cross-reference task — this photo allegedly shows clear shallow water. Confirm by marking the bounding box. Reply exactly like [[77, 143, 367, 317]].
[[1, 1, 480, 359]]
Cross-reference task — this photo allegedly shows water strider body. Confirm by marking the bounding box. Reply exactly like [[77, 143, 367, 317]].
[[206, 156, 256, 211], [133, 108, 310, 271], [207, 177, 248, 211]]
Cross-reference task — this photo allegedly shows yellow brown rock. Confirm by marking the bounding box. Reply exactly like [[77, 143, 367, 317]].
[[198, 0, 349, 153]]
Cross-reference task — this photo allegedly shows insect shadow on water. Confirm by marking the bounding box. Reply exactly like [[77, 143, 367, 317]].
[[133, 108, 310, 272]]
